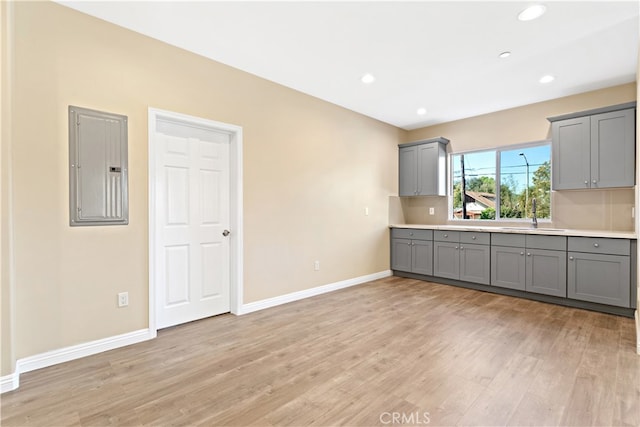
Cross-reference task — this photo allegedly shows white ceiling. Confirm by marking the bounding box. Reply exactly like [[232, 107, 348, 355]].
[[57, 1, 639, 130]]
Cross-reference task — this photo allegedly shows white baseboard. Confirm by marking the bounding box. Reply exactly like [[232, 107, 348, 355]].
[[0, 372, 19, 394], [2, 271, 392, 393], [1, 328, 156, 394], [238, 270, 392, 315]]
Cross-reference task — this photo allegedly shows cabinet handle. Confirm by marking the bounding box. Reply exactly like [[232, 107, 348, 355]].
[[569, 256, 574, 260], [520, 252, 524, 256], [584, 180, 588, 185], [455, 246, 458, 250], [444, 234, 448, 238], [460, 246, 464, 250], [592, 180, 597, 184], [472, 236, 476, 240], [593, 243, 599, 248], [527, 253, 531, 256]]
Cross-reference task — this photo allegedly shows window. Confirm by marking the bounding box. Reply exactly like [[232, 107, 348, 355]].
[[452, 142, 551, 220]]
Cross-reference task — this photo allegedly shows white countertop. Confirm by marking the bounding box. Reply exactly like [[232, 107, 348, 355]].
[[389, 224, 637, 239]]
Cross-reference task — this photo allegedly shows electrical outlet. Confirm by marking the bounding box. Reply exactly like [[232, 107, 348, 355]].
[[118, 292, 129, 307], [429, 207, 435, 215], [314, 261, 320, 271], [364, 207, 369, 216]]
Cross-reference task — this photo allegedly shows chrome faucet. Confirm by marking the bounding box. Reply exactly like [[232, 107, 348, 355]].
[[531, 197, 538, 228]]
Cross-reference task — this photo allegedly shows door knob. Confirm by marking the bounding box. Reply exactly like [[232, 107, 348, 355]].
[[222, 229, 230, 237]]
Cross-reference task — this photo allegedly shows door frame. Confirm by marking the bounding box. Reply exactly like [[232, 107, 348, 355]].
[[148, 108, 243, 333]]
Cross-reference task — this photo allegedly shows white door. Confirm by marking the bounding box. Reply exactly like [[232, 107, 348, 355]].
[[154, 120, 231, 329]]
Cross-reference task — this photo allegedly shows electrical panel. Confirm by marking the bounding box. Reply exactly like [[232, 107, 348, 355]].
[[69, 106, 128, 226]]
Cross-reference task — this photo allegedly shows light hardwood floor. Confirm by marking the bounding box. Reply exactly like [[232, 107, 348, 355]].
[[2, 277, 639, 426]]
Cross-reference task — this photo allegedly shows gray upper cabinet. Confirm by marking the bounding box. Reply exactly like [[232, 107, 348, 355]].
[[398, 137, 448, 196], [550, 104, 635, 190], [551, 116, 591, 190], [399, 147, 418, 197], [591, 109, 635, 188]]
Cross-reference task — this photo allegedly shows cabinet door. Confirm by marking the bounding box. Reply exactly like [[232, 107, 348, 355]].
[[526, 249, 567, 298], [433, 241, 459, 280], [391, 238, 412, 272], [399, 146, 417, 196], [590, 109, 635, 188], [459, 243, 490, 285], [567, 252, 630, 307], [416, 143, 438, 195], [551, 116, 591, 190], [491, 246, 526, 290], [412, 240, 433, 276]]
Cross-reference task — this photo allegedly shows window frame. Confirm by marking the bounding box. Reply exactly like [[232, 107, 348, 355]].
[[449, 139, 552, 221]]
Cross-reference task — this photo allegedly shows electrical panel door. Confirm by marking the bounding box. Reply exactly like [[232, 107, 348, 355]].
[[69, 106, 128, 226]]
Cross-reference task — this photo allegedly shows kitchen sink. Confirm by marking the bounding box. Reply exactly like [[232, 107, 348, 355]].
[[498, 226, 566, 232]]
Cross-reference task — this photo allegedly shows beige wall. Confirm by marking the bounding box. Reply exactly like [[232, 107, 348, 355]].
[[2, 1, 403, 365], [402, 83, 637, 231], [1, 0, 15, 377]]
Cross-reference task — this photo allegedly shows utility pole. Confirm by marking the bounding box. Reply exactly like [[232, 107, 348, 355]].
[[461, 155, 467, 219], [519, 153, 530, 217]]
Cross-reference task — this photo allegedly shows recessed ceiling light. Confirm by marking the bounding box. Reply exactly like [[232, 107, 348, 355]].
[[539, 74, 555, 83], [417, 108, 427, 115], [361, 73, 375, 84], [499, 51, 511, 58], [518, 4, 546, 21]]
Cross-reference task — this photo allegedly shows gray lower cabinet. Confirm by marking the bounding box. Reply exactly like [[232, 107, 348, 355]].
[[491, 245, 526, 290], [459, 244, 490, 285], [391, 238, 412, 272], [433, 241, 459, 280], [526, 249, 567, 298], [434, 231, 490, 285], [391, 228, 433, 275], [393, 228, 634, 312], [411, 240, 434, 275], [491, 234, 567, 297], [567, 237, 631, 308]]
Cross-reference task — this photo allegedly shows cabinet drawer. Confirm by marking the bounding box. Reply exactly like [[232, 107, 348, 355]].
[[460, 231, 490, 245], [391, 228, 433, 241], [525, 235, 566, 251], [568, 237, 630, 256], [434, 230, 460, 242], [491, 233, 525, 247]]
